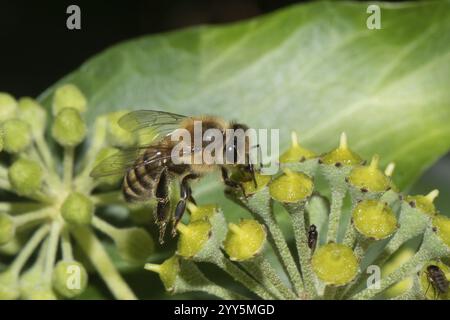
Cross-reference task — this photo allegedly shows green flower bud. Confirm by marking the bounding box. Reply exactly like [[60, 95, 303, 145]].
[[52, 108, 86, 147], [145, 256, 180, 292], [0, 92, 18, 121], [280, 132, 316, 163], [17, 97, 47, 136], [223, 219, 266, 261], [114, 228, 155, 265], [419, 260, 450, 300], [8, 158, 43, 196], [61, 192, 94, 226], [0, 213, 15, 245], [187, 203, 218, 222], [52, 84, 87, 115], [0, 270, 20, 300], [269, 169, 313, 203], [382, 247, 415, 298], [321, 132, 362, 166], [432, 215, 450, 248], [0, 235, 23, 256], [105, 111, 137, 148], [352, 200, 397, 240], [241, 173, 271, 195], [405, 189, 439, 217], [52, 260, 88, 298], [348, 155, 390, 192], [311, 243, 358, 286], [1, 119, 31, 153], [176, 220, 212, 258]]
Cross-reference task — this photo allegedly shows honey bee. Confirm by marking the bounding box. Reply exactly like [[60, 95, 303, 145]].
[[90, 110, 258, 243], [424, 264, 449, 299]]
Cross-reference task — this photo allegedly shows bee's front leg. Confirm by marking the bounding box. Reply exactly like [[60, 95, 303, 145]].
[[221, 166, 247, 197]]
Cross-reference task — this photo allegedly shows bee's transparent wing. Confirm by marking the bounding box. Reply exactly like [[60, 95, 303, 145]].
[[90, 148, 144, 178], [89, 145, 175, 178], [118, 110, 188, 138]]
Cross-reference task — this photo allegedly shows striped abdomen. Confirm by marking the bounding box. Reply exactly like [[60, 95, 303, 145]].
[[122, 148, 169, 202]]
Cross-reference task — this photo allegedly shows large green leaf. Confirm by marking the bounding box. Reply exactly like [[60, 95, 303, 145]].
[[36, 0, 450, 299], [39, 1, 450, 192]]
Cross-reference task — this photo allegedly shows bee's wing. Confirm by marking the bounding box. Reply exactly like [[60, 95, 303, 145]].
[[118, 110, 188, 139], [90, 147, 145, 178], [89, 145, 176, 178]]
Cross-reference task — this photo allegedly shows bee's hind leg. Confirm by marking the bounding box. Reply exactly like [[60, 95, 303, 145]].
[[172, 174, 197, 237], [156, 168, 170, 244]]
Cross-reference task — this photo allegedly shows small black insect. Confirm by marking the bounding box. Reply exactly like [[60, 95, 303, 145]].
[[307, 224, 318, 253], [425, 265, 449, 299]]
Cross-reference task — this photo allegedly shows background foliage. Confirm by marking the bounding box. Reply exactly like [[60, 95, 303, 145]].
[[31, 1, 450, 298]]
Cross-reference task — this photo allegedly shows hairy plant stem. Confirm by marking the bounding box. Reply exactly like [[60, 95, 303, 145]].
[[285, 202, 317, 298], [71, 226, 137, 300], [241, 255, 297, 299], [238, 188, 304, 295], [206, 252, 275, 300], [323, 285, 338, 300], [351, 228, 449, 300]]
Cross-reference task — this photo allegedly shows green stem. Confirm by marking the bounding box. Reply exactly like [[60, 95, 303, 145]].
[[326, 188, 346, 243], [343, 224, 357, 247], [0, 165, 7, 178], [0, 178, 11, 190], [34, 134, 55, 171], [27, 143, 61, 191], [70, 226, 137, 300], [61, 227, 74, 261], [242, 256, 297, 299], [13, 208, 52, 227], [323, 285, 338, 300], [286, 202, 317, 298], [92, 216, 119, 238], [351, 228, 448, 300], [43, 221, 62, 282], [162, 259, 248, 300], [240, 188, 304, 295], [0, 202, 47, 213], [10, 224, 50, 274], [63, 147, 75, 189], [91, 191, 125, 206], [75, 117, 108, 191], [209, 253, 275, 300]]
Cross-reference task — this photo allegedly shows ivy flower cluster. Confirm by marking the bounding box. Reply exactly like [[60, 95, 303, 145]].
[[146, 132, 450, 300], [0, 86, 154, 300], [0, 85, 449, 300]]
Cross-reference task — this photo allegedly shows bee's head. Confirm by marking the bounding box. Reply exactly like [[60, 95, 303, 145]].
[[224, 123, 250, 164]]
